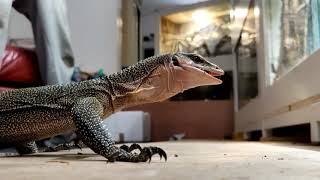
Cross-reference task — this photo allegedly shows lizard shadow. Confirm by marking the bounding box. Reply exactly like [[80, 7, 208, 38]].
[[0, 152, 107, 162]]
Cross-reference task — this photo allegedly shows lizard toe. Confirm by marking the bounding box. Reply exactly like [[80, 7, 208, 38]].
[[119, 144, 130, 152], [129, 143, 142, 152]]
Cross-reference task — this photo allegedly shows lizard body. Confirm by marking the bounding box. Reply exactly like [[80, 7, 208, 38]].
[[0, 53, 224, 162]]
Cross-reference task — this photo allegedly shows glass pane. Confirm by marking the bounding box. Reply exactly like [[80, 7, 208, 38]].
[[236, 0, 258, 108], [264, 0, 320, 84], [160, 3, 232, 57], [159, 1, 234, 101], [307, 0, 320, 54]]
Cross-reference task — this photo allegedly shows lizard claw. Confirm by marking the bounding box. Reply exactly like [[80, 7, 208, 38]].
[[117, 144, 167, 162], [63, 143, 72, 151], [75, 143, 82, 151], [139, 146, 167, 162], [129, 143, 142, 152], [157, 147, 167, 161], [141, 147, 153, 163], [120, 143, 142, 152], [120, 145, 130, 152], [151, 146, 167, 161]]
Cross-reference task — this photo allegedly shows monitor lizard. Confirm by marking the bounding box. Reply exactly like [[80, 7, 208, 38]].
[[0, 52, 224, 162]]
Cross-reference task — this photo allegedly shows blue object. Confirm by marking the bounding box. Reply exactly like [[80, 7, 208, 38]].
[[71, 67, 82, 82]]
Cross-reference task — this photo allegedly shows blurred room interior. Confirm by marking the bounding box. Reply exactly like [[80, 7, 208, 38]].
[[2, 0, 320, 179], [4, 0, 320, 144]]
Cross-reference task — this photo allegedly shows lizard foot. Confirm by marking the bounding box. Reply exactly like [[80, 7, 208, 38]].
[[16, 141, 38, 155], [44, 141, 83, 152], [117, 145, 167, 162]]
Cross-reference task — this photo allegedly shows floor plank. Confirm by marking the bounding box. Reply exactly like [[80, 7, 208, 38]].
[[1, 141, 320, 180]]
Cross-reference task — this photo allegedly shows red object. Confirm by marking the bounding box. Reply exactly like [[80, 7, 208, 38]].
[[0, 46, 42, 89]]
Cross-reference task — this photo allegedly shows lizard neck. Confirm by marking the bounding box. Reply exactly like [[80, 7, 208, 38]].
[[112, 93, 146, 112], [102, 54, 173, 112], [103, 77, 157, 112]]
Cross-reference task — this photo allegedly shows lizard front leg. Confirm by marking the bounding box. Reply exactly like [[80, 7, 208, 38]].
[[72, 97, 165, 162]]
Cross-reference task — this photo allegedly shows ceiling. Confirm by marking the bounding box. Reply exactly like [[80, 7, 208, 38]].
[[141, 0, 210, 15]]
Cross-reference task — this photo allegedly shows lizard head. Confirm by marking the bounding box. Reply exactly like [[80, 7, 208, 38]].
[[109, 52, 224, 109], [139, 52, 224, 102], [170, 52, 224, 85]]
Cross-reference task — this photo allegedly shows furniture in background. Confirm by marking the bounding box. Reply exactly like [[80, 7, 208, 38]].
[[102, 111, 151, 142], [0, 45, 42, 91]]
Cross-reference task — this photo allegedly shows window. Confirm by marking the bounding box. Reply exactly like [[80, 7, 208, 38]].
[[264, 0, 320, 84]]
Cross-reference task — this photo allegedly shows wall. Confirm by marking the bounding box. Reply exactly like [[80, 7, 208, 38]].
[[141, 13, 158, 38], [140, 13, 160, 56], [127, 100, 234, 141], [209, 55, 233, 72], [8, 0, 122, 74], [67, 0, 121, 73], [121, 0, 139, 67], [8, 9, 33, 39]]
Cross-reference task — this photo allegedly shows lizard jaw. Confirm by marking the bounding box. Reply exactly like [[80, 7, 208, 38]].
[[177, 63, 223, 85], [191, 62, 224, 77], [171, 53, 224, 81]]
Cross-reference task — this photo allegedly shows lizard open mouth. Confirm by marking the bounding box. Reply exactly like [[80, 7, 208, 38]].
[[191, 63, 224, 77], [172, 53, 224, 79]]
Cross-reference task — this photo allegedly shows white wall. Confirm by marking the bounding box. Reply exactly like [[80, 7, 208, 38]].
[[140, 13, 161, 55], [141, 14, 158, 38], [67, 0, 121, 73], [8, 9, 33, 39], [8, 0, 122, 74], [209, 55, 233, 72]]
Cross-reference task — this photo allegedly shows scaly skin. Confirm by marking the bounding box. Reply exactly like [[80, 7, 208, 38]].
[[0, 52, 224, 162]]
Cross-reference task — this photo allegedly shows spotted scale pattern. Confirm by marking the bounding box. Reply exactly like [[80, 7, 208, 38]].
[[72, 97, 146, 162], [106, 53, 172, 96]]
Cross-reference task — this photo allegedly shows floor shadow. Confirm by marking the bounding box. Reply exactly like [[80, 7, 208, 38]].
[[262, 141, 320, 152], [0, 152, 106, 162]]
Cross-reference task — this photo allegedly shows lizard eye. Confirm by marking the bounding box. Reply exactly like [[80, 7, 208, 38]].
[[172, 55, 180, 66]]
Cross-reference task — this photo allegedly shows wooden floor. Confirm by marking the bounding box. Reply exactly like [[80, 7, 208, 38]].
[[1, 141, 320, 180]]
